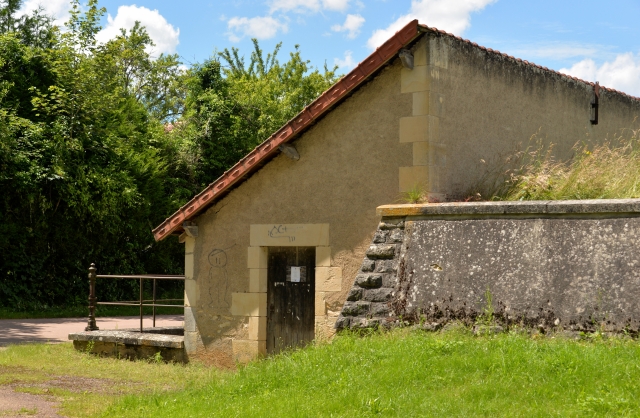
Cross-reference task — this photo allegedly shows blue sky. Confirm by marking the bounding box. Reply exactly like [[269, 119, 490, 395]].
[[20, 0, 640, 96]]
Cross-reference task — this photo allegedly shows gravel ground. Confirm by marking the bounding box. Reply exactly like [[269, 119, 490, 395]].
[[0, 388, 61, 417]]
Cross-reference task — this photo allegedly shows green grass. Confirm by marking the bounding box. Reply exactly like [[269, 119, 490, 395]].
[[3, 329, 640, 417], [105, 328, 640, 417], [0, 342, 217, 417]]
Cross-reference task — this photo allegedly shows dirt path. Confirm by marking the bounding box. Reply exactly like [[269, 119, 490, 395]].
[[0, 388, 61, 417]]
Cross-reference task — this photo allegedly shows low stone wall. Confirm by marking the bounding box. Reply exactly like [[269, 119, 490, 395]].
[[69, 327, 186, 363], [337, 199, 640, 334]]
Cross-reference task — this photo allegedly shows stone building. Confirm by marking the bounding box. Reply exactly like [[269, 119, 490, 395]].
[[152, 20, 640, 366]]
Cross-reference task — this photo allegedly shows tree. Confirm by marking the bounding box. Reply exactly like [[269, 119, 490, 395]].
[[0, 0, 55, 48], [178, 39, 339, 187], [0, 0, 188, 308]]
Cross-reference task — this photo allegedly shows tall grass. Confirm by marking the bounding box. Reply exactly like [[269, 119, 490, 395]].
[[470, 126, 640, 201]]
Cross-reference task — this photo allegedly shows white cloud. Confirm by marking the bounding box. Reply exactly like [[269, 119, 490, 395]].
[[331, 14, 365, 39], [226, 16, 288, 42], [560, 53, 640, 97], [96, 5, 180, 55], [269, 0, 350, 13], [17, 0, 71, 26], [512, 42, 608, 61], [334, 50, 356, 70], [322, 0, 351, 11], [367, 0, 496, 49]]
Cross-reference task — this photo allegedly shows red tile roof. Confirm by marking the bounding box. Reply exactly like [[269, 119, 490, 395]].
[[153, 20, 640, 242]]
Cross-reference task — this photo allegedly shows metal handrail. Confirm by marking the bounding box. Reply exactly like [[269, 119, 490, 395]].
[[86, 263, 185, 333]]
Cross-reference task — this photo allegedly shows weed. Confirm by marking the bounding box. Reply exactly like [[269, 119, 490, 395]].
[[361, 396, 394, 414], [149, 351, 163, 364], [476, 287, 495, 326], [399, 183, 426, 204]]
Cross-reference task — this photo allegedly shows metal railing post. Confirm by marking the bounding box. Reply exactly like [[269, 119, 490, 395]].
[[139, 278, 144, 333], [85, 263, 99, 331], [152, 279, 157, 328]]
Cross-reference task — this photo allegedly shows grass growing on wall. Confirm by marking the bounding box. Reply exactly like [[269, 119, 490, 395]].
[[397, 126, 640, 204], [471, 126, 640, 202]]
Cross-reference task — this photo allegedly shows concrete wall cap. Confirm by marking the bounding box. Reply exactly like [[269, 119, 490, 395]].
[[68, 329, 184, 349], [377, 199, 640, 217]]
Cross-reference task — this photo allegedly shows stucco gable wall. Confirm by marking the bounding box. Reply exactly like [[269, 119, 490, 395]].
[[432, 34, 640, 199], [187, 61, 412, 366]]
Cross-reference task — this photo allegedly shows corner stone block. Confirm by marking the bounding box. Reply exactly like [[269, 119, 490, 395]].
[[399, 166, 429, 192], [413, 142, 429, 166], [412, 91, 430, 116], [356, 274, 383, 288], [400, 116, 429, 143], [315, 316, 337, 340], [249, 268, 268, 293], [316, 246, 331, 267], [315, 291, 327, 316], [413, 43, 427, 66], [366, 245, 396, 259], [184, 252, 195, 280], [247, 246, 268, 269], [184, 306, 196, 332], [401, 65, 429, 93], [184, 279, 197, 307], [248, 316, 267, 341], [184, 236, 195, 254], [184, 330, 201, 355], [230, 292, 267, 317], [232, 340, 266, 364], [316, 267, 342, 292]]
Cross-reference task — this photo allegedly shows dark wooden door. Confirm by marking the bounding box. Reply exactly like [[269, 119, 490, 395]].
[[267, 246, 316, 354]]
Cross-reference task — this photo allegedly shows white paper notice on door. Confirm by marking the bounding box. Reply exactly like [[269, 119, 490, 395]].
[[290, 266, 301, 282]]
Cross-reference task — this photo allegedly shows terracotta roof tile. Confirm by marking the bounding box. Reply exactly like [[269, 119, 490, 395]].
[[153, 20, 640, 241]]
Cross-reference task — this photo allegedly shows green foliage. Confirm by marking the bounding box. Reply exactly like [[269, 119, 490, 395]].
[[0, 0, 188, 308], [178, 39, 339, 187]]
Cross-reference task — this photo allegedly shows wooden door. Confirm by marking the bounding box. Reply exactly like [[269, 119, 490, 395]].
[[267, 246, 316, 354]]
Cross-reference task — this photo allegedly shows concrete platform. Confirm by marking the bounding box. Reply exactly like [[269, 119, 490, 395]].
[[69, 326, 186, 363]]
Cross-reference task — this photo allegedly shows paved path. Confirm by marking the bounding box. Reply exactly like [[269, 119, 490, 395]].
[[0, 315, 184, 346]]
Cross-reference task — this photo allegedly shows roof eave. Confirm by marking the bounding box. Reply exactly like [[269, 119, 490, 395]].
[[152, 19, 423, 241]]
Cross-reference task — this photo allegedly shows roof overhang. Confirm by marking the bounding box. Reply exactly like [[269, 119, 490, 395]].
[[152, 19, 425, 241]]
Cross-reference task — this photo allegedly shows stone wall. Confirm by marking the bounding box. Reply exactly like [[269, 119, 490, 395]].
[[337, 200, 640, 334]]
